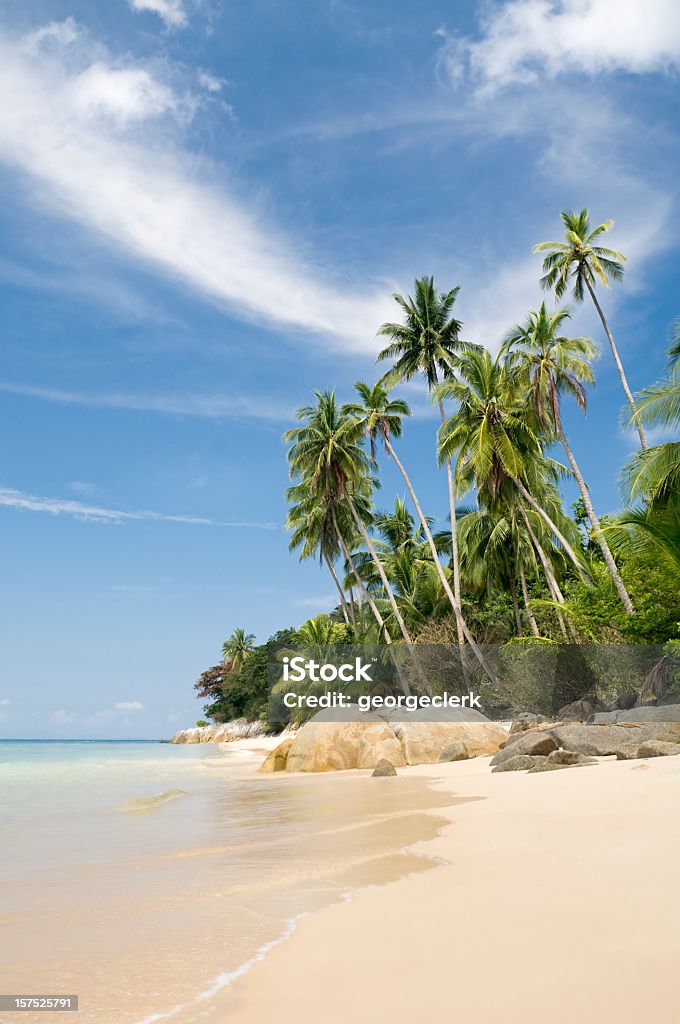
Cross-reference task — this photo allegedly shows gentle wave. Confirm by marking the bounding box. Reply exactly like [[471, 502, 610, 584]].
[[131, 914, 306, 1024], [117, 789, 188, 812]]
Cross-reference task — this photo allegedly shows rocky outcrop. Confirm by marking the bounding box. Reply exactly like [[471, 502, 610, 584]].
[[269, 706, 506, 773], [258, 738, 294, 773], [509, 713, 549, 735], [393, 710, 506, 765], [491, 731, 558, 767], [284, 717, 407, 773], [590, 705, 680, 725], [551, 722, 680, 756], [372, 759, 397, 777], [170, 719, 265, 744]]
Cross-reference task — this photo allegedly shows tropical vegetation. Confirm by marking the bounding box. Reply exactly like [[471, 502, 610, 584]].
[[196, 209, 680, 725]]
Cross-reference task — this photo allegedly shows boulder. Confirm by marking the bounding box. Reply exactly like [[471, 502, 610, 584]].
[[258, 738, 294, 773], [372, 759, 397, 777], [547, 749, 598, 766], [509, 713, 549, 735], [528, 760, 570, 773], [614, 744, 643, 761], [438, 741, 470, 763], [590, 706, 680, 725], [492, 755, 547, 773], [491, 731, 558, 766], [638, 740, 680, 758], [285, 718, 405, 772], [393, 710, 506, 765], [557, 698, 603, 722], [552, 722, 680, 756]]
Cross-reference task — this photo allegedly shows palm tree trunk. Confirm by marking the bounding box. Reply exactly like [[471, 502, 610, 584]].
[[509, 568, 522, 636], [555, 412, 634, 614], [432, 368, 468, 661], [345, 492, 415, 644], [330, 506, 413, 696], [331, 506, 391, 643], [324, 552, 352, 627], [518, 502, 570, 640], [513, 477, 588, 581], [519, 563, 541, 637], [384, 436, 501, 686], [585, 279, 647, 449]]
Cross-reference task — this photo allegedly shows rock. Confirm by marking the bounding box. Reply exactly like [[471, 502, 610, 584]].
[[357, 725, 408, 770], [492, 755, 547, 773], [394, 712, 506, 765], [509, 713, 548, 735], [372, 759, 397, 777], [491, 731, 558, 766], [528, 760, 570, 773], [170, 718, 265, 744], [590, 706, 680, 725], [614, 744, 642, 761], [557, 698, 603, 722], [438, 741, 470, 763], [285, 717, 405, 772], [552, 722, 680, 756], [547, 750, 598, 766], [637, 741, 680, 758], [258, 738, 294, 773]]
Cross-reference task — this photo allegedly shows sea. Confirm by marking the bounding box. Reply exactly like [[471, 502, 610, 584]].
[[0, 739, 449, 1024]]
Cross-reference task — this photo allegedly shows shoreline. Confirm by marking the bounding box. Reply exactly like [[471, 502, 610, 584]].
[[212, 752, 680, 1024]]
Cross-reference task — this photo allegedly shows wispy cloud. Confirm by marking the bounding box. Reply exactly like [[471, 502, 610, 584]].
[[0, 487, 277, 529], [129, 0, 188, 29], [0, 381, 295, 421], [439, 0, 680, 95], [114, 700, 144, 711], [0, 21, 394, 354]]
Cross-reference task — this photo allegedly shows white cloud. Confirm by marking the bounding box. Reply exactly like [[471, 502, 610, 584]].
[[0, 21, 394, 353], [198, 70, 226, 93], [114, 700, 144, 711], [51, 709, 76, 723], [0, 698, 12, 706], [0, 381, 294, 421], [441, 0, 680, 93], [129, 0, 188, 29], [69, 64, 181, 124], [0, 487, 277, 529]]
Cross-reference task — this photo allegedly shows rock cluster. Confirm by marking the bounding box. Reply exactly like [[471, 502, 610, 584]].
[[170, 718, 265, 744], [491, 719, 680, 773], [259, 707, 507, 774]]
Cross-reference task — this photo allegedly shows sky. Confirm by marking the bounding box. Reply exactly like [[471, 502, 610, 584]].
[[0, 0, 679, 738]]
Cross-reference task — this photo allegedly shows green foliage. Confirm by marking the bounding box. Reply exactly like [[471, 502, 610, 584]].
[[196, 629, 297, 723]]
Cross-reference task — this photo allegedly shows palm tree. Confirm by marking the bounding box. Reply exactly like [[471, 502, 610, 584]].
[[377, 277, 480, 659], [534, 208, 647, 448], [502, 304, 634, 614], [437, 348, 588, 582], [607, 326, 680, 567], [345, 380, 500, 684], [222, 628, 255, 671], [285, 489, 355, 628], [284, 390, 415, 646]]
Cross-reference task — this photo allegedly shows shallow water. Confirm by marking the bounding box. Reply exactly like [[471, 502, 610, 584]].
[[0, 740, 453, 1023]]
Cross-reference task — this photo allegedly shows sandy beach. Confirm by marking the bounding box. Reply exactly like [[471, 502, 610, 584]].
[[216, 751, 680, 1024]]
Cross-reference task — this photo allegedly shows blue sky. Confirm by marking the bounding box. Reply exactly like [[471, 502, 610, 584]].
[[0, 0, 678, 738]]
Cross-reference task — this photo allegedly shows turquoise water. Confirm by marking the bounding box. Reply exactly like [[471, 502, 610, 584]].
[[0, 739, 446, 1024]]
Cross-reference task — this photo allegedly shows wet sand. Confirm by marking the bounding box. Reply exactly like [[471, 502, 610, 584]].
[[218, 752, 680, 1024], [1, 740, 457, 1024]]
